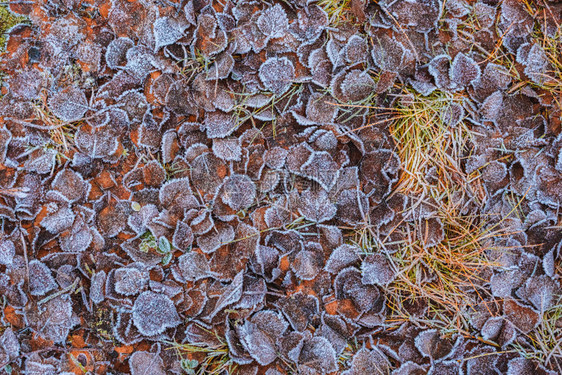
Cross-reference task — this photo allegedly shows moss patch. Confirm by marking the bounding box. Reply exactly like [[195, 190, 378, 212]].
[[0, 5, 27, 52]]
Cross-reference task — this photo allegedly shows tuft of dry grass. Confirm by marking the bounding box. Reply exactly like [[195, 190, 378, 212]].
[[346, 87, 514, 337], [166, 329, 237, 375], [30, 93, 80, 163], [513, 297, 562, 373], [522, 0, 562, 109], [355, 191, 513, 336], [388, 89, 481, 199], [318, 0, 353, 25]]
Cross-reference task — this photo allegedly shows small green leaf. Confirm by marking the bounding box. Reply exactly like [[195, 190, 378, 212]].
[[158, 236, 171, 254], [162, 251, 173, 265], [131, 201, 141, 211]]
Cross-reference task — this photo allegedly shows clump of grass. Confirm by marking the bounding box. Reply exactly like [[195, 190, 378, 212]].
[[388, 89, 478, 197], [166, 329, 237, 375], [30, 94, 80, 162], [513, 297, 562, 373], [231, 82, 304, 142], [521, 0, 562, 109], [318, 0, 354, 26], [357, 188, 511, 335]]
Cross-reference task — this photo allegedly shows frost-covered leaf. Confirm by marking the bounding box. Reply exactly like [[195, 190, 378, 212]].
[[105, 37, 134, 69], [264, 147, 288, 169], [29, 295, 76, 343], [507, 357, 556, 375], [490, 269, 522, 298], [159, 178, 196, 210], [361, 254, 395, 286], [517, 43, 551, 85], [207, 53, 235, 80], [96, 200, 129, 237], [336, 189, 369, 225], [48, 86, 88, 122], [190, 153, 226, 193], [220, 174, 256, 211], [41, 203, 75, 234], [344, 35, 368, 64], [298, 189, 336, 223], [204, 111, 238, 139], [197, 223, 235, 254], [51, 168, 86, 203], [277, 292, 319, 332], [414, 329, 455, 361], [428, 55, 452, 89], [259, 57, 295, 96], [114, 266, 147, 296], [325, 244, 360, 274], [132, 291, 181, 336], [153, 16, 186, 51], [59, 215, 92, 252], [177, 252, 212, 282], [371, 34, 406, 73], [239, 310, 288, 366], [503, 299, 539, 334], [129, 351, 166, 375], [0, 238, 15, 266], [428, 360, 461, 375], [257, 4, 289, 40], [450, 53, 481, 88], [340, 70, 375, 102], [210, 271, 244, 318], [29, 260, 57, 296], [301, 151, 339, 191], [481, 316, 503, 341], [481, 91, 504, 121], [306, 93, 338, 124], [173, 221, 194, 251], [381, 0, 441, 31], [298, 336, 337, 374], [24, 148, 57, 174], [212, 138, 242, 161], [517, 275, 559, 311], [0, 328, 19, 359], [347, 347, 391, 375], [90, 271, 106, 304], [291, 249, 323, 281]]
